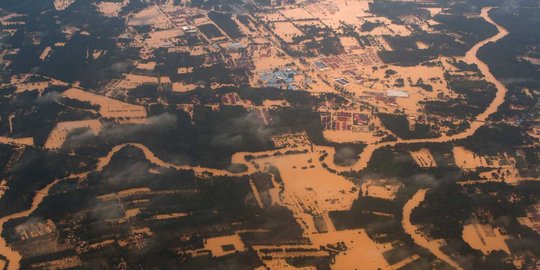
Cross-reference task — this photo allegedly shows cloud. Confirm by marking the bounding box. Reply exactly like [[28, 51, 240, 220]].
[[334, 146, 358, 166], [88, 200, 124, 221], [103, 113, 177, 138], [500, 0, 521, 13], [102, 160, 151, 187], [61, 127, 97, 149], [410, 173, 439, 188], [110, 61, 133, 74], [210, 111, 272, 148], [61, 113, 178, 150], [36, 91, 60, 104]]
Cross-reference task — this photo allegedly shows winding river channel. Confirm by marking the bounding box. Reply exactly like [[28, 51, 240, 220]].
[[327, 7, 509, 174], [400, 7, 508, 270], [0, 7, 508, 270]]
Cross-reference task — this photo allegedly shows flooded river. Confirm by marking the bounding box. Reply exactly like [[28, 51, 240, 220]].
[[327, 7, 509, 173], [0, 7, 509, 270], [0, 179, 61, 270], [402, 189, 463, 270]]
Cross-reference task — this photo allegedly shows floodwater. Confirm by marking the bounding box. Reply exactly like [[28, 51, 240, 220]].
[[410, 148, 437, 168], [204, 234, 246, 257], [310, 229, 391, 269], [0, 179, 61, 270], [325, 7, 509, 173], [0, 7, 510, 270], [44, 120, 102, 149], [95, 1, 124, 17], [254, 152, 358, 234], [62, 88, 147, 123], [453, 146, 487, 170], [402, 189, 463, 270], [462, 223, 510, 255]]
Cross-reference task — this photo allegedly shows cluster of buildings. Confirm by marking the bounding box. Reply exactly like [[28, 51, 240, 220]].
[[271, 132, 310, 148], [249, 44, 273, 58], [221, 92, 244, 105], [221, 92, 272, 126], [364, 91, 399, 107], [15, 219, 57, 241], [314, 50, 382, 72], [225, 50, 254, 70], [320, 111, 371, 132], [334, 77, 350, 86], [259, 68, 299, 90]]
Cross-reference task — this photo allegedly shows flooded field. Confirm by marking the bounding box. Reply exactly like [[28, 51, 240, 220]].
[[204, 234, 246, 257], [310, 229, 391, 269], [306, 0, 370, 29], [62, 88, 147, 123], [361, 179, 402, 200], [410, 148, 437, 168], [272, 22, 303, 43], [462, 223, 510, 255], [0, 137, 33, 147], [254, 151, 358, 234], [453, 146, 487, 170], [44, 120, 102, 149], [95, 1, 125, 17]]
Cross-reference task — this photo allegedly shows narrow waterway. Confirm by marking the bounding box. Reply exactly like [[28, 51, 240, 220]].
[[0, 179, 61, 270], [402, 189, 463, 270]]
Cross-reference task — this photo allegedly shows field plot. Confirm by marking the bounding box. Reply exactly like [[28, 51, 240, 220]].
[[257, 12, 286, 22], [453, 146, 488, 170], [137, 61, 156, 71], [44, 120, 102, 149], [172, 82, 198, 92], [305, 0, 370, 29], [95, 1, 124, 17], [145, 29, 183, 48], [204, 234, 246, 257], [128, 6, 172, 29], [197, 23, 224, 39], [360, 179, 402, 200], [339, 36, 361, 48], [279, 7, 316, 21], [271, 21, 304, 43], [410, 148, 437, 168], [254, 151, 359, 234], [462, 223, 510, 255], [62, 88, 147, 123], [208, 12, 244, 39]]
